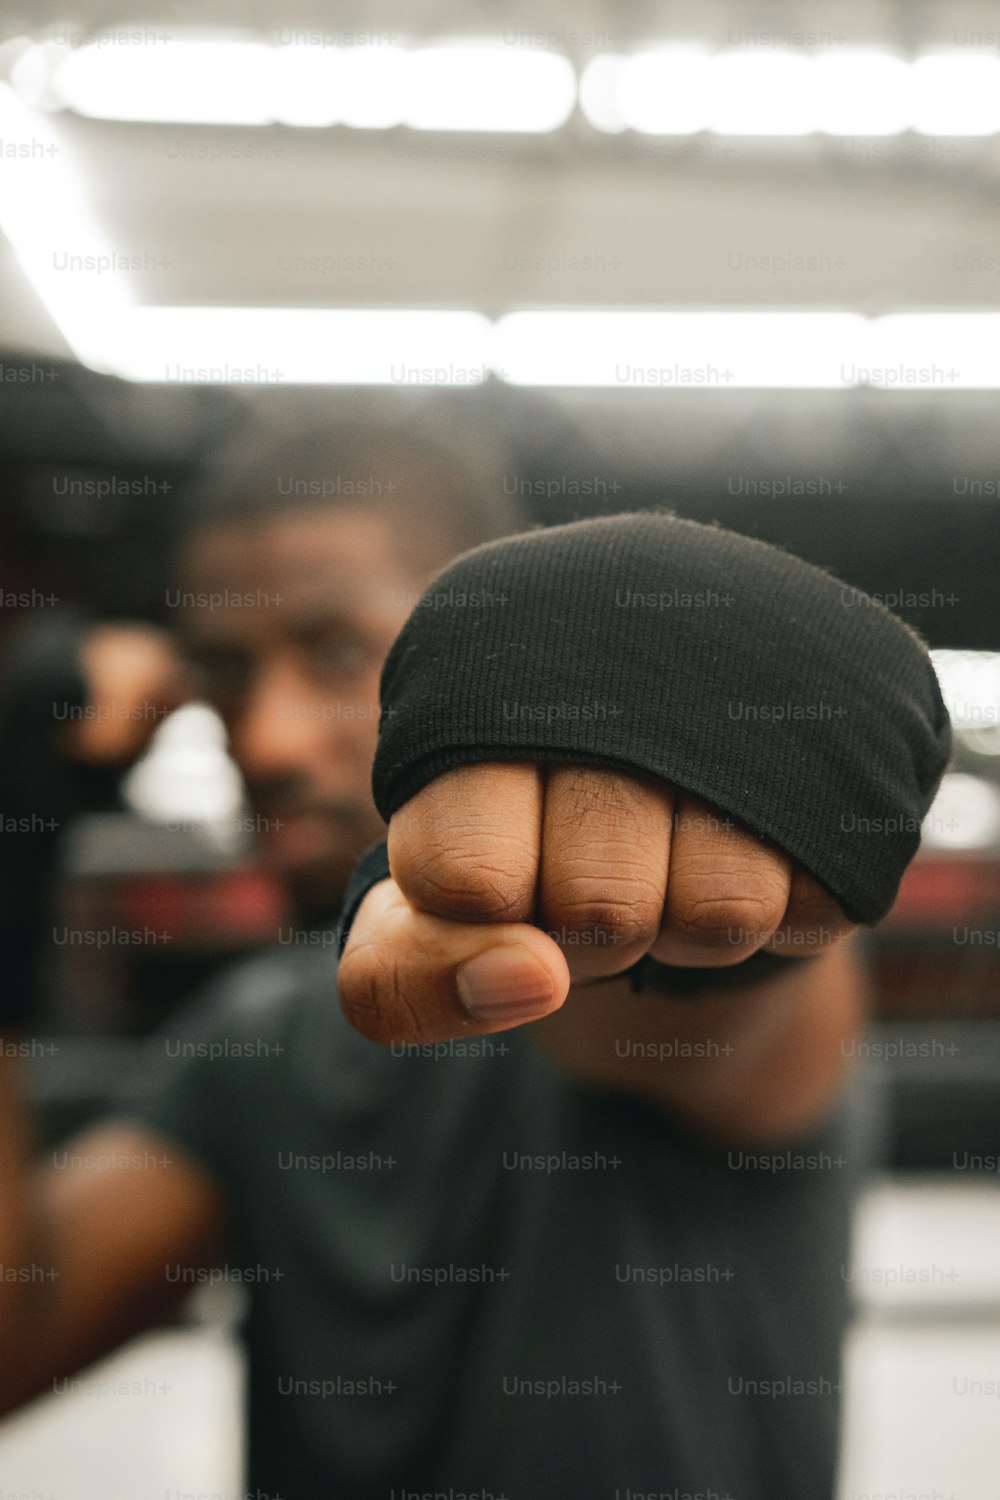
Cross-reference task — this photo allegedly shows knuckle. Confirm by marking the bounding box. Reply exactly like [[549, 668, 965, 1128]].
[[544, 872, 662, 951], [671, 888, 784, 948], [397, 846, 534, 923]]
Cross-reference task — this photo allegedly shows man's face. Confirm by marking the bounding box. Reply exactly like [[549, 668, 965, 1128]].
[[178, 504, 429, 918]]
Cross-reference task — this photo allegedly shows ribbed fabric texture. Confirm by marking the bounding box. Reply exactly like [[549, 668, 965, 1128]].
[[372, 512, 951, 925]]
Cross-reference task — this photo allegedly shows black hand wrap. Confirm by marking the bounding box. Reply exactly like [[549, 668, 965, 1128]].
[[336, 512, 951, 975]]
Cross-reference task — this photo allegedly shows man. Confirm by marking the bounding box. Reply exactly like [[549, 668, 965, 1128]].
[[0, 406, 949, 1499]]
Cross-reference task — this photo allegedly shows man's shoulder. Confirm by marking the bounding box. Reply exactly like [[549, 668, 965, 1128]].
[[104, 931, 350, 1168], [175, 929, 341, 1041], [113, 932, 344, 1114]]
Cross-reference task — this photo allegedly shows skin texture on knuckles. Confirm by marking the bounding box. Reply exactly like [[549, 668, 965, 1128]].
[[336, 760, 859, 1046]]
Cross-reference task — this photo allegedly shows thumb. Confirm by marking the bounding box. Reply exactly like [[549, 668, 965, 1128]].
[[337, 878, 570, 1046]]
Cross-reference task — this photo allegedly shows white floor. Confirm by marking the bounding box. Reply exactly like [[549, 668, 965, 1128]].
[[1, 1179, 998, 1499]]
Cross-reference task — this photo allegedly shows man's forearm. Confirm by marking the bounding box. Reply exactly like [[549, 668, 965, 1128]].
[[0, 1047, 60, 1410], [526, 938, 870, 1146]]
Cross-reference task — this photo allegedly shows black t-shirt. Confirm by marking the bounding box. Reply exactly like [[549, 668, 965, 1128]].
[[108, 936, 867, 1500]]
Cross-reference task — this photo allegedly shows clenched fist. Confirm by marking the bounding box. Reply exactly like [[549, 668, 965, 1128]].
[[337, 761, 857, 1048]]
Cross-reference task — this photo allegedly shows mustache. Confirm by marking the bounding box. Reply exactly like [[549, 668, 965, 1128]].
[[246, 782, 370, 828]]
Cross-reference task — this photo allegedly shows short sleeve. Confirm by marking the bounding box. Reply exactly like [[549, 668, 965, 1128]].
[[104, 951, 306, 1189]]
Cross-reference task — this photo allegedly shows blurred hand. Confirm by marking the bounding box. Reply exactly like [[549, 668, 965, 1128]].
[[64, 623, 193, 767], [338, 761, 857, 1046]]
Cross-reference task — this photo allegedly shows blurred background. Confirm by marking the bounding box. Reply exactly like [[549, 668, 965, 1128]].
[[1, 0, 999, 1495]]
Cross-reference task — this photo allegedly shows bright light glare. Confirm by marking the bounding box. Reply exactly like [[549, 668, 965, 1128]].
[[578, 54, 627, 133], [9, 40, 69, 109], [270, 46, 411, 130], [921, 772, 1000, 849], [0, 82, 134, 369], [67, 309, 1000, 389], [931, 652, 1000, 728], [582, 47, 1000, 137], [809, 51, 911, 135], [96, 307, 493, 384], [707, 51, 815, 135], [123, 703, 245, 834], [873, 315, 1000, 388], [53, 38, 274, 124], [616, 47, 712, 134], [271, 45, 345, 127], [406, 46, 575, 132], [38, 34, 574, 132], [335, 46, 410, 129], [493, 311, 868, 387], [31, 34, 1000, 138], [909, 53, 1000, 135]]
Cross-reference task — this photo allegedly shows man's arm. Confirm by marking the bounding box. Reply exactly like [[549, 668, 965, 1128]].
[[337, 760, 873, 1146], [527, 937, 870, 1146], [0, 1049, 227, 1417], [336, 511, 947, 1150]]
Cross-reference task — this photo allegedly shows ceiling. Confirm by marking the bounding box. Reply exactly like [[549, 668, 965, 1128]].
[[3, 0, 1000, 345], [0, 0, 998, 646]]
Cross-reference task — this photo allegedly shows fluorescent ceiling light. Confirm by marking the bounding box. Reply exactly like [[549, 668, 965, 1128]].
[[35, 33, 574, 132], [806, 50, 911, 136], [581, 47, 1000, 137], [706, 52, 815, 135], [271, 44, 411, 129], [53, 38, 275, 124], [0, 82, 135, 369], [328, 45, 410, 129], [493, 311, 868, 387], [43, 304, 1000, 390], [406, 46, 575, 132], [270, 45, 348, 128], [95, 307, 493, 384], [616, 47, 713, 134], [909, 53, 1000, 135], [578, 54, 627, 133], [29, 33, 1000, 138], [873, 314, 1000, 388]]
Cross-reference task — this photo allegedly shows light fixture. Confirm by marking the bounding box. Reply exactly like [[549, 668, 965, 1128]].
[[578, 54, 627, 134], [909, 53, 1000, 136], [405, 45, 575, 132], [27, 32, 575, 133], [0, 82, 135, 371], [615, 47, 713, 134], [492, 311, 869, 387], [873, 315, 1000, 389], [806, 50, 911, 136], [580, 46, 1000, 137], [705, 51, 816, 135], [52, 38, 275, 125], [95, 306, 494, 385]]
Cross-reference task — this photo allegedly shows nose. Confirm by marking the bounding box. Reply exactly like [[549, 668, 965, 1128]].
[[227, 650, 328, 787]]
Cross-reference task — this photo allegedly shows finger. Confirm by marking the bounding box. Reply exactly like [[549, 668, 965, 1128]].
[[763, 866, 859, 955], [387, 762, 542, 924], [538, 765, 674, 982], [337, 877, 570, 1045], [651, 793, 792, 967]]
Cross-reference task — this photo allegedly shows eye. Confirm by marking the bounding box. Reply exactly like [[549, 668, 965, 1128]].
[[306, 630, 373, 682], [185, 648, 253, 708]]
